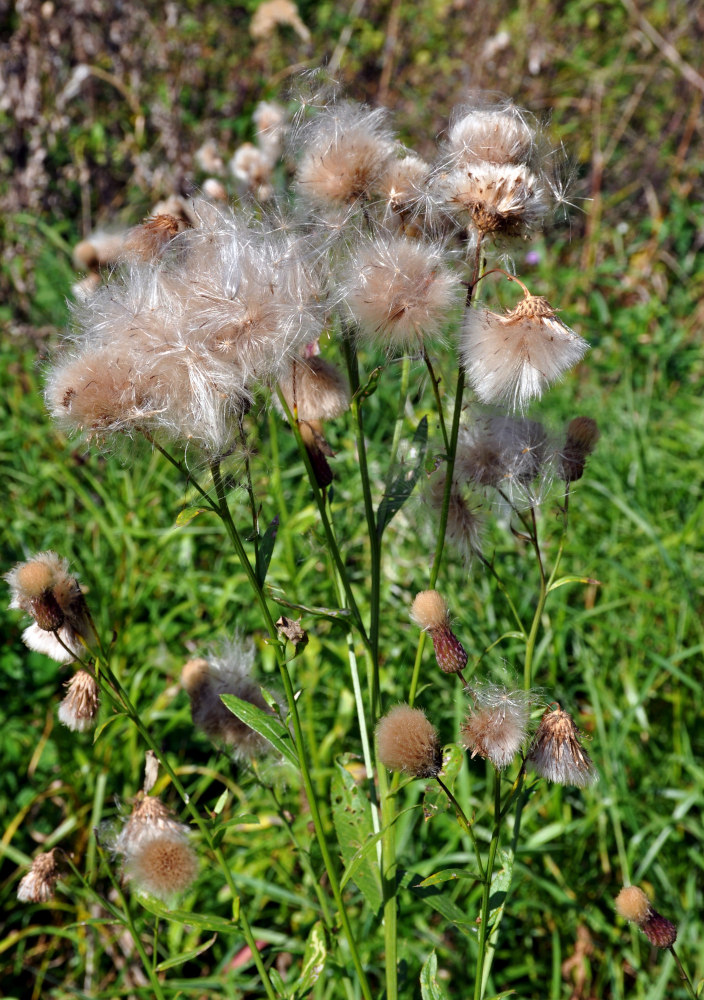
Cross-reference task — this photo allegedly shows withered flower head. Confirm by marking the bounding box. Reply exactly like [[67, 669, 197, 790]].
[[58, 669, 100, 732], [559, 416, 600, 483], [376, 704, 442, 778], [181, 638, 283, 760], [461, 684, 531, 770], [528, 705, 598, 788], [17, 849, 61, 904], [278, 356, 350, 422], [5, 551, 96, 663], [461, 295, 588, 411]]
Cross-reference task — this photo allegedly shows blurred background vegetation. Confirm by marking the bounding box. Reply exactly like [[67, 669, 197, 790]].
[[1, 1, 703, 998]]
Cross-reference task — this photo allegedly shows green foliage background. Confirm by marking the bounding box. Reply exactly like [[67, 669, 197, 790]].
[[1, 1, 703, 997]]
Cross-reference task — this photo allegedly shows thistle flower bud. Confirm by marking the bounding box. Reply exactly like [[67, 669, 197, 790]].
[[17, 849, 61, 903], [461, 684, 531, 770], [615, 886, 678, 949], [527, 705, 597, 788], [376, 704, 442, 778], [410, 591, 468, 674], [58, 669, 100, 732], [559, 416, 600, 483], [460, 295, 588, 411]]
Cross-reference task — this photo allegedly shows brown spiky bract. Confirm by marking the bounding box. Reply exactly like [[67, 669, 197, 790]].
[[17, 849, 61, 904], [528, 706, 597, 788], [410, 591, 467, 674], [376, 705, 442, 778]]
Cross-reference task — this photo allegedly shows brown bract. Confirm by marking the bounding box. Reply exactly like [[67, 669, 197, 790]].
[[528, 706, 597, 788]]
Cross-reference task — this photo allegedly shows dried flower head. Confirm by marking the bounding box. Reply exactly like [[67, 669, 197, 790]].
[[278, 357, 350, 422], [375, 153, 430, 219], [437, 162, 548, 238], [58, 669, 100, 732], [5, 551, 95, 663], [461, 295, 589, 411], [410, 591, 467, 674], [181, 638, 282, 760], [295, 102, 396, 208], [122, 214, 187, 261], [17, 849, 61, 904], [345, 235, 461, 351], [528, 705, 597, 787], [456, 415, 551, 508], [230, 143, 274, 199], [559, 416, 600, 483], [461, 684, 531, 769], [115, 793, 190, 857], [447, 104, 537, 167], [377, 705, 442, 778], [123, 830, 198, 901], [425, 469, 485, 562], [615, 886, 678, 949]]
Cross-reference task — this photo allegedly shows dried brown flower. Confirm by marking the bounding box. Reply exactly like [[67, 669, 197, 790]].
[[528, 705, 597, 788], [17, 849, 61, 904]]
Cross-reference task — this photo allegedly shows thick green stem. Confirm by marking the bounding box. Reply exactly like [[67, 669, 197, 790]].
[[473, 770, 502, 1000]]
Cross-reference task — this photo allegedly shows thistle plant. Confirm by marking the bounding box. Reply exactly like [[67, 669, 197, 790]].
[[7, 83, 696, 1000]]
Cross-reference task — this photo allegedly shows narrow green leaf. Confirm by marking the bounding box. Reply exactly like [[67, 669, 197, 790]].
[[156, 934, 217, 971], [420, 950, 452, 1000], [331, 755, 383, 913], [175, 506, 209, 526], [255, 515, 279, 586], [135, 897, 236, 932], [267, 591, 352, 624], [416, 868, 481, 888], [220, 693, 298, 767], [410, 872, 474, 936], [423, 743, 464, 822], [352, 365, 384, 401], [292, 921, 327, 998], [212, 790, 229, 816], [340, 805, 419, 892], [377, 416, 428, 538], [93, 713, 127, 743], [548, 575, 602, 592]]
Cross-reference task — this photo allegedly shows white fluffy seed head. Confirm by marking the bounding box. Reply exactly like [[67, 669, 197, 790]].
[[123, 830, 198, 901], [446, 103, 538, 167], [461, 684, 531, 769], [436, 161, 549, 238], [410, 590, 449, 631], [460, 297, 589, 411], [17, 850, 61, 904], [57, 670, 100, 732], [344, 235, 461, 352], [294, 102, 396, 208], [425, 469, 485, 563]]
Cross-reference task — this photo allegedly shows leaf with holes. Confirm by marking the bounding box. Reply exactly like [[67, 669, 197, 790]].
[[331, 755, 383, 914]]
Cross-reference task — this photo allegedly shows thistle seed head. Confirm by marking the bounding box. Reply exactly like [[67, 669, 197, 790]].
[[527, 705, 598, 788], [376, 705, 442, 778], [17, 849, 61, 904]]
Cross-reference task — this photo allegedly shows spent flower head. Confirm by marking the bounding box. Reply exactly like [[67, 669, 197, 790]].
[[411, 591, 468, 674], [461, 683, 531, 769], [58, 669, 100, 732], [460, 294, 588, 411], [344, 234, 462, 352], [527, 704, 598, 787], [181, 637, 283, 760], [559, 416, 600, 483], [376, 704, 442, 778], [17, 849, 61, 904]]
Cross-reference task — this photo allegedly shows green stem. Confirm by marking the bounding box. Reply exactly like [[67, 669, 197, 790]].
[[669, 946, 697, 1000], [423, 350, 450, 454], [435, 776, 485, 879], [523, 511, 547, 692], [209, 460, 373, 1000], [473, 769, 502, 1000]]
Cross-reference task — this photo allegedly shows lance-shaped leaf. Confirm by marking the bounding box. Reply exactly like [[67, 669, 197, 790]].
[[220, 693, 298, 768], [255, 515, 279, 586], [377, 416, 428, 539], [331, 755, 383, 914], [291, 921, 328, 999], [420, 950, 452, 1000]]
